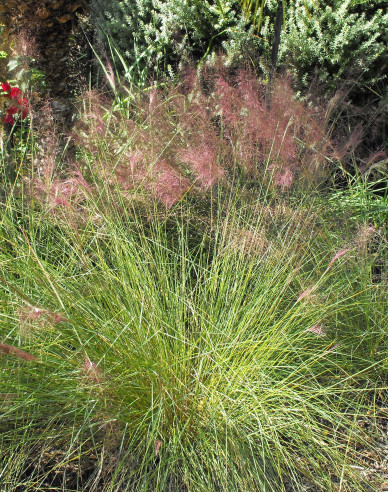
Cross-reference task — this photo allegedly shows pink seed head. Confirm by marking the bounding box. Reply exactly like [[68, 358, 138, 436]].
[[298, 286, 314, 301], [82, 356, 104, 383], [328, 248, 350, 269], [307, 325, 326, 336]]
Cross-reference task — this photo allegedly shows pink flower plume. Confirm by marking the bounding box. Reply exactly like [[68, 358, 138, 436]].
[[327, 248, 351, 270], [307, 325, 326, 336]]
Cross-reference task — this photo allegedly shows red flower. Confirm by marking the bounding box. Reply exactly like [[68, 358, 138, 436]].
[[17, 97, 29, 119], [1, 82, 11, 93], [2, 87, 29, 124], [18, 97, 28, 106], [3, 114, 15, 125], [6, 105, 18, 115], [9, 87, 21, 99]]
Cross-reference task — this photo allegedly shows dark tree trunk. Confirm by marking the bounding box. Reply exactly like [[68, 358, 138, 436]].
[[266, 0, 283, 108], [271, 0, 283, 75]]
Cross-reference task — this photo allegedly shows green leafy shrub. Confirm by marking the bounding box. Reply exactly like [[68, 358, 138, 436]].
[[280, 0, 388, 95], [91, 0, 388, 99], [91, 0, 260, 80]]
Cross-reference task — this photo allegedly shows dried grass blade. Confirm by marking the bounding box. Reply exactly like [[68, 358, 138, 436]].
[[0, 343, 37, 361]]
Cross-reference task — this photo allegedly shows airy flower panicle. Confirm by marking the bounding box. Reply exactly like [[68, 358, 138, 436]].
[[0, 342, 37, 361], [82, 356, 104, 383], [298, 286, 314, 301], [307, 325, 326, 336], [71, 67, 333, 208], [327, 248, 351, 270]]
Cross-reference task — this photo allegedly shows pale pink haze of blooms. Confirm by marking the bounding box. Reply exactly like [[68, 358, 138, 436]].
[[180, 146, 224, 188], [0, 343, 37, 361], [155, 440, 162, 456], [105, 59, 116, 91], [30, 173, 91, 211], [19, 305, 67, 324], [307, 325, 326, 336], [148, 160, 191, 208], [274, 168, 294, 190], [327, 248, 351, 269], [82, 356, 104, 383], [69, 68, 334, 208], [298, 286, 314, 301]]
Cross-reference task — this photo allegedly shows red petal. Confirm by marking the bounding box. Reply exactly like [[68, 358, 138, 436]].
[[7, 105, 18, 115], [10, 87, 22, 99], [1, 82, 11, 92], [3, 114, 15, 125], [18, 97, 28, 107]]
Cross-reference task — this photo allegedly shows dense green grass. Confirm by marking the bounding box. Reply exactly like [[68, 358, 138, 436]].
[[0, 167, 386, 490]]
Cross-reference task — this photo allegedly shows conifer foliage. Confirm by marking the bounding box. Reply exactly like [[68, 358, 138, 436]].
[[280, 0, 388, 93]]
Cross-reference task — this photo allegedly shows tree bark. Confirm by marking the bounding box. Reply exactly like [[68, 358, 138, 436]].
[[266, 0, 283, 108], [4, 0, 89, 128], [271, 0, 283, 76]]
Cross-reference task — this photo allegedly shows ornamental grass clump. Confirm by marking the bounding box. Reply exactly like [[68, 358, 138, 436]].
[[0, 173, 386, 490], [1, 60, 386, 490]]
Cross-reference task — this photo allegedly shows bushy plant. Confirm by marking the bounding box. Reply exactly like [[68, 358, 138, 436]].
[[91, 0, 388, 101], [90, 0, 261, 81], [279, 0, 388, 95], [1, 62, 387, 490]]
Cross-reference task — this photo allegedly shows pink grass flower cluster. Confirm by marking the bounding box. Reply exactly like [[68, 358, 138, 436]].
[[297, 286, 314, 301], [307, 325, 326, 336], [73, 67, 334, 208], [0, 343, 37, 361], [82, 355, 104, 384], [179, 145, 224, 188], [150, 160, 191, 207], [212, 71, 331, 183], [327, 248, 351, 270], [354, 224, 377, 254], [30, 173, 90, 211], [24, 129, 90, 215], [18, 304, 67, 339], [19, 305, 67, 326], [273, 168, 294, 190]]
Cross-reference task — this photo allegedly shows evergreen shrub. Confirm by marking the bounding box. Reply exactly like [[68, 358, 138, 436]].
[[90, 0, 261, 79], [280, 0, 388, 95]]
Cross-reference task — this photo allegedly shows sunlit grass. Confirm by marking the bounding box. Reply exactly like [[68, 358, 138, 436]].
[[0, 64, 386, 490], [0, 168, 386, 490]]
